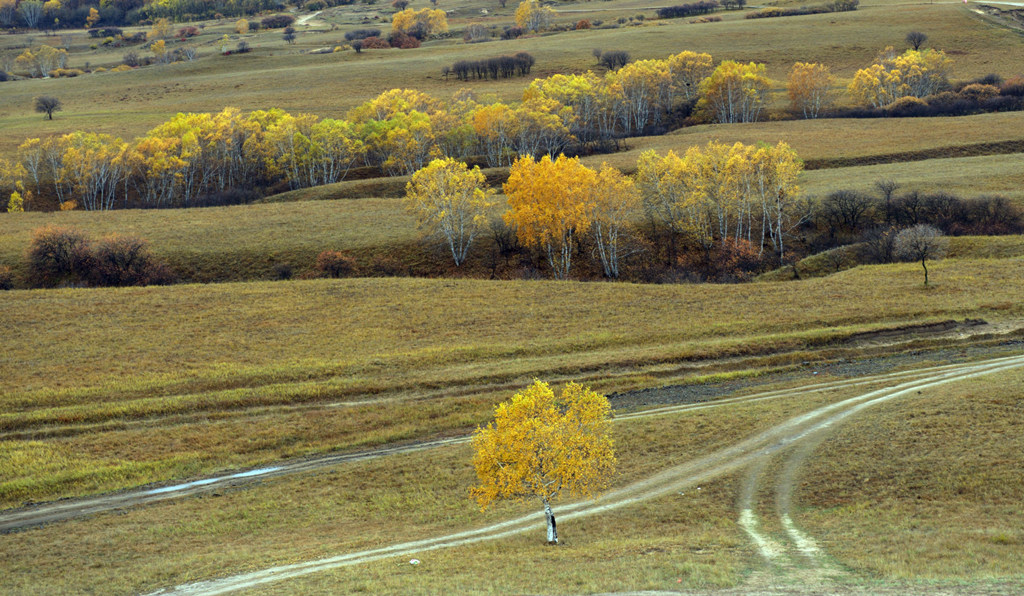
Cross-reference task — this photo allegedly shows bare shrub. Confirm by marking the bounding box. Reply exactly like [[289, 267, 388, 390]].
[[858, 226, 899, 264], [895, 224, 947, 285], [316, 250, 356, 277], [0, 265, 13, 290], [463, 23, 490, 42], [598, 50, 629, 70], [27, 225, 93, 288], [90, 234, 174, 286], [905, 30, 927, 50], [344, 28, 381, 41], [261, 15, 295, 28]]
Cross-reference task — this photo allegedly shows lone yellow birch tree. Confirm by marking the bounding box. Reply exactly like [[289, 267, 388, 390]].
[[471, 381, 616, 545]]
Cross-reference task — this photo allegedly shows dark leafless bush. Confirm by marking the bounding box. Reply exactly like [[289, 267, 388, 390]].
[[598, 50, 629, 70], [27, 225, 93, 288], [90, 234, 173, 286], [344, 28, 381, 41]]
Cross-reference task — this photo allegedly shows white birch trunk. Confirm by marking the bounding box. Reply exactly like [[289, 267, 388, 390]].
[[543, 498, 558, 544]]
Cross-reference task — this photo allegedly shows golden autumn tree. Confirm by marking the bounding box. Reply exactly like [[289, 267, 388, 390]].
[[514, 0, 554, 32], [787, 62, 835, 119], [471, 381, 616, 545], [589, 163, 639, 278], [503, 154, 596, 279], [698, 60, 771, 124], [635, 148, 690, 260], [405, 157, 496, 266], [607, 58, 673, 135], [148, 17, 171, 40], [848, 47, 952, 108], [748, 141, 804, 261], [85, 6, 99, 27], [8, 190, 24, 212], [666, 50, 714, 102], [391, 7, 448, 36]]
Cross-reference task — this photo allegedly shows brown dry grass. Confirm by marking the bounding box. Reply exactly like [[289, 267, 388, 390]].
[[1, 382, 860, 595], [0, 199, 419, 284], [1, 257, 1023, 507], [796, 368, 1024, 580]]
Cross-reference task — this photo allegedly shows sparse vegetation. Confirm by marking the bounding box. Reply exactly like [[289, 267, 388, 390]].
[[33, 95, 61, 120], [2, 3, 1024, 594]]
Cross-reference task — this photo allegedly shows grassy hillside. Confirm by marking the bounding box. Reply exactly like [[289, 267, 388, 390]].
[[2, 1, 1022, 157], [797, 367, 1024, 580], [0, 199, 420, 284], [1, 362, 1021, 594], [3, 257, 1023, 508]]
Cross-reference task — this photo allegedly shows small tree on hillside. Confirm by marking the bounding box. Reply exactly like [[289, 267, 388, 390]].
[[906, 30, 927, 51], [787, 62, 835, 119], [404, 157, 496, 266], [34, 95, 62, 119], [895, 224, 947, 285], [471, 381, 616, 545], [514, 0, 554, 32]]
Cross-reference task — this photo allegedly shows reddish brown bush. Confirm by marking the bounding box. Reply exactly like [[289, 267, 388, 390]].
[[1000, 76, 1024, 97], [575, 19, 591, 29], [359, 36, 392, 49], [316, 250, 357, 278], [27, 225, 93, 288], [90, 234, 174, 287], [389, 30, 421, 49]]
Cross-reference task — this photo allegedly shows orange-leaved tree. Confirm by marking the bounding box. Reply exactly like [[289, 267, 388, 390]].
[[503, 154, 596, 279], [404, 157, 496, 266], [471, 380, 616, 545]]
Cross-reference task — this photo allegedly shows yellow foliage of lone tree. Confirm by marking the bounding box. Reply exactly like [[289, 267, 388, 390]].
[[471, 381, 616, 545], [404, 157, 496, 266]]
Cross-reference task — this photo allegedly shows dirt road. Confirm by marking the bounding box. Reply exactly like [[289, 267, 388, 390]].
[[143, 353, 1024, 595], [1, 350, 996, 534]]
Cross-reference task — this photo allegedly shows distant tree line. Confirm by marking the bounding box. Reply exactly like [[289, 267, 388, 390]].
[[746, 0, 857, 18], [808, 182, 1022, 261], [448, 53, 535, 81], [656, 1, 719, 20], [0, 0, 286, 30]]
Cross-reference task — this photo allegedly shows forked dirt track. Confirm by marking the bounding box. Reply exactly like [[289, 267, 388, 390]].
[[142, 353, 1024, 596], [0, 354, 1007, 534]]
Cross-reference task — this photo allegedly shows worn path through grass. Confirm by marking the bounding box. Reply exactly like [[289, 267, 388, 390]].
[[144, 354, 1024, 595]]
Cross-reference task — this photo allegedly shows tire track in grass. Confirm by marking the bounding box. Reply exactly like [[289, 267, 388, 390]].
[[0, 360, 972, 534], [145, 354, 1024, 596]]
